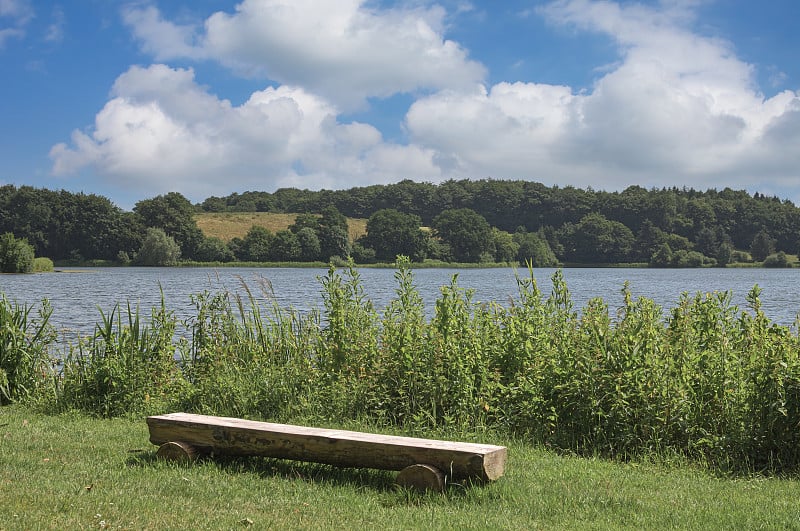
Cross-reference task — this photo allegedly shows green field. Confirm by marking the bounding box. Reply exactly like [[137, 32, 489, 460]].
[[2, 405, 800, 530]]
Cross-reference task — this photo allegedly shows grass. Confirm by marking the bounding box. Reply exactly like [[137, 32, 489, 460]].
[[7, 260, 800, 472], [5, 261, 800, 528], [195, 212, 368, 243], [2, 404, 800, 530]]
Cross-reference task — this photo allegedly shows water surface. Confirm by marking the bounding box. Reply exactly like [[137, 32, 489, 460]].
[[1, 266, 798, 337]]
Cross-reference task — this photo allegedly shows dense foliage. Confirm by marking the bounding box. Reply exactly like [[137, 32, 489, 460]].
[[202, 180, 800, 265], [6, 260, 800, 473], [0, 295, 53, 404], [134, 228, 181, 266], [3, 179, 800, 265], [0, 233, 35, 273]]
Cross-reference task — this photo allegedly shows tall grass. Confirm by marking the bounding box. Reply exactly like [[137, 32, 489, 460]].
[[0, 295, 55, 404], [49, 294, 186, 417], [5, 257, 800, 473]]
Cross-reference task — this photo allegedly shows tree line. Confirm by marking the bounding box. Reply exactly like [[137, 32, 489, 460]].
[[1, 179, 799, 267]]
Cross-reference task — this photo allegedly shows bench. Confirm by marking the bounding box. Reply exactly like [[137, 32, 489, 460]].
[[146, 413, 507, 491]]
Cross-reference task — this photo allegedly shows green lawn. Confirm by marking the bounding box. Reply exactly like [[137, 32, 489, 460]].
[[2, 405, 799, 530]]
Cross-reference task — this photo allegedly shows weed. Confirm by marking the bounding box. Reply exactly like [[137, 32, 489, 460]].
[[4, 263, 800, 473]]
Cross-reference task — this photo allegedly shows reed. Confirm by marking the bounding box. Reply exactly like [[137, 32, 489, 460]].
[[0, 295, 55, 404], [6, 258, 800, 473]]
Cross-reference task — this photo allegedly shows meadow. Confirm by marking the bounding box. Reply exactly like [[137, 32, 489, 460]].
[[194, 211, 368, 243], [3, 404, 800, 530], [3, 258, 800, 527]]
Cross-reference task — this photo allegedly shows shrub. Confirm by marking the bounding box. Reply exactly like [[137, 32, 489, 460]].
[[350, 242, 377, 264], [32, 257, 54, 272], [134, 228, 181, 266], [0, 233, 34, 273], [763, 251, 790, 268]]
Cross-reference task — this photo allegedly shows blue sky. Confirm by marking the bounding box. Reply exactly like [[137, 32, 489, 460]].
[[1, 0, 798, 210]]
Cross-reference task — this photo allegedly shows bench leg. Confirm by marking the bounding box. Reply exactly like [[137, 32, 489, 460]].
[[156, 441, 199, 463], [395, 464, 445, 492]]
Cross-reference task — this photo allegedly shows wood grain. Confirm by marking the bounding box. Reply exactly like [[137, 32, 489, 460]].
[[146, 413, 506, 482]]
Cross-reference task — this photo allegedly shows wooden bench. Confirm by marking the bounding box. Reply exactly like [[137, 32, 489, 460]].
[[146, 413, 507, 491]]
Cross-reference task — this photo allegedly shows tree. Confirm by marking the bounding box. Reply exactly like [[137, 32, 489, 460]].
[[289, 213, 320, 234], [350, 242, 377, 264], [491, 228, 519, 263], [362, 209, 426, 262], [432, 208, 493, 263], [201, 196, 228, 212], [716, 242, 733, 267], [133, 192, 204, 259], [0, 233, 34, 273], [194, 236, 235, 262], [513, 230, 558, 267], [561, 213, 634, 263], [694, 227, 719, 258], [269, 230, 301, 261], [295, 227, 321, 262], [750, 229, 775, 261], [317, 206, 350, 260], [134, 228, 181, 266], [634, 220, 671, 262], [649, 243, 673, 267], [241, 225, 274, 262]]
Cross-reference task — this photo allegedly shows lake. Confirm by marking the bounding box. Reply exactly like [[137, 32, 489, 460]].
[[1, 266, 799, 338]]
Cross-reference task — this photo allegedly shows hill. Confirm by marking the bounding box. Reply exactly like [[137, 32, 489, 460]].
[[195, 211, 368, 243]]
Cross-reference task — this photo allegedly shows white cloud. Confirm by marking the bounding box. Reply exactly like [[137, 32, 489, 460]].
[[405, 0, 800, 193], [51, 0, 800, 203], [407, 82, 576, 176], [44, 5, 65, 43], [0, 0, 33, 20], [49, 64, 441, 200], [122, 5, 205, 61], [122, 0, 485, 110], [0, 0, 33, 48]]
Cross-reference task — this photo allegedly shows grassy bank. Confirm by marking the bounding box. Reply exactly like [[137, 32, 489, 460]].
[[2, 404, 799, 530]]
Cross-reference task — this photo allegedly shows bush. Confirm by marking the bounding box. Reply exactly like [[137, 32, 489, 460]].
[[134, 228, 181, 266], [732, 250, 751, 263], [0, 233, 34, 273], [32, 257, 54, 272], [763, 251, 791, 268], [350, 242, 377, 264]]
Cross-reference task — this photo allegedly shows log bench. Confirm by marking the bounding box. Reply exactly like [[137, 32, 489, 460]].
[[146, 412, 507, 491]]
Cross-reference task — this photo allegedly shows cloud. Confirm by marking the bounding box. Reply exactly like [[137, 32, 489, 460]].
[[51, 0, 800, 204], [122, 5, 205, 61], [406, 0, 800, 193], [0, 0, 33, 48], [122, 0, 485, 109], [50, 64, 441, 201], [44, 5, 65, 43]]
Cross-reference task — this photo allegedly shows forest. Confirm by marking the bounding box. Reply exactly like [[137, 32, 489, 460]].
[[1, 179, 798, 267]]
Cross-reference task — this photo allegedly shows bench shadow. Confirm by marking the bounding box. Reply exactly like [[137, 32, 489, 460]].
[[127, 450, 398, 493], [126, 450, 491, 498]]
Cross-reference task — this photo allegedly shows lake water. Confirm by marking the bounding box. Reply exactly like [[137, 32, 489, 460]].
[[1, 266, 799, 337]]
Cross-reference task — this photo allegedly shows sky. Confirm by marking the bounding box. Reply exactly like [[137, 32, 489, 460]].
[[1, 0, 799, 211]]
